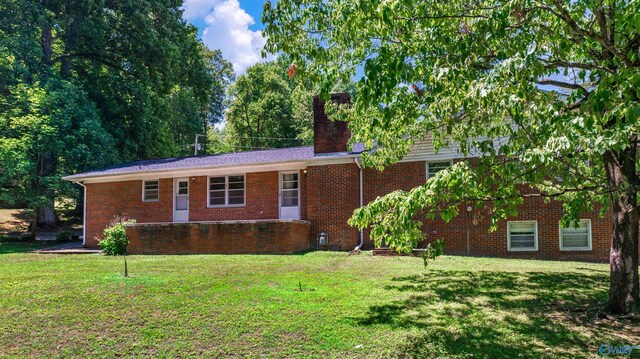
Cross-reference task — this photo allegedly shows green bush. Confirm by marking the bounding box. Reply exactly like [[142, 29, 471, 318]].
[[98, 221, 133, 255], [56, 231, 71, 242], [20, 233, 35, 241], [0, 234, 10, 242]]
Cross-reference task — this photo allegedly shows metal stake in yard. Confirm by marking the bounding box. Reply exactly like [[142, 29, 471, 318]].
[[124, 245, 128, 277]]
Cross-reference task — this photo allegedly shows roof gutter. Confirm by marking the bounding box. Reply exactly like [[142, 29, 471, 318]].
[[72, 180, 87, 247]]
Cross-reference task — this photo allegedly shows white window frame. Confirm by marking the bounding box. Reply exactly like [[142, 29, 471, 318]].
[[207, 174, 246, 208], [559, 219, 592, 251], [426, 160, 452, 180], [142, 180, 160, 202], [507, 220, 538, 252]]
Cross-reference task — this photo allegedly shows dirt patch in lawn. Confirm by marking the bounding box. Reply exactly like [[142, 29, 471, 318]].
[[0, 209, 30, 234]]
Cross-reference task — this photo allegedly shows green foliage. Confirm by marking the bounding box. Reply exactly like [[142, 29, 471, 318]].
[[265, 0, 640, 311], [264, 0, 639, 246], [98, 217, 135, 256], [0, 0, 232, 227], [55, 231, 71, 242], [225, 60, 300, 150], [422, 239, 445, 267], [224, 57, 355, 150]]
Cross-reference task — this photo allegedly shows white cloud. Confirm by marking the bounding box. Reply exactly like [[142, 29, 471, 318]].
[[182, 0, 219, 21], [183, 0, 271, 74]]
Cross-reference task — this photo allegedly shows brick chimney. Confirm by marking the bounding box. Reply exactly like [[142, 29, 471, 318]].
[[313, 93, 351, 154]]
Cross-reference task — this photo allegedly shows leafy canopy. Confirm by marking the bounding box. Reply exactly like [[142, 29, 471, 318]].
[[263, 0, 640, 251]]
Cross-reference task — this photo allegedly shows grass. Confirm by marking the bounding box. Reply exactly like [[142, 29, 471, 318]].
[[0, 251, 637, 358], [0, 241, 57, 254]]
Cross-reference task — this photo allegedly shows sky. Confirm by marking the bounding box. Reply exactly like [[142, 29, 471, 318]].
[[182, 0, 271, 74]]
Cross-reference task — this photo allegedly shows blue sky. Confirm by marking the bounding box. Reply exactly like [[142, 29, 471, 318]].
[[182, 0, 270, 73]]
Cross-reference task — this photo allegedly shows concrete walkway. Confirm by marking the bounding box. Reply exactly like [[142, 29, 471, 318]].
[[34, 241, 102, 254]]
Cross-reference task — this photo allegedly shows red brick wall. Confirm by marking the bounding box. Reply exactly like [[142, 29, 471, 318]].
[[84, 159, 618, 261], [304, 163, 360, 250], [126, 220, 311, 254], [357, 160, 614, 261], [85, 171, 290, 248], [313, 94, 351, 154], [189, 172, 280, 221], [85, 179, 173, 247], [423, 201, 611, 261], [362, 161, 427, 248]]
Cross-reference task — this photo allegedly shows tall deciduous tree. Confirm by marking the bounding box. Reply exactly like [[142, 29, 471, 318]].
[[0, 0, 228, 229], [225, 61, 300, 150], [264, 0, 640, 313]]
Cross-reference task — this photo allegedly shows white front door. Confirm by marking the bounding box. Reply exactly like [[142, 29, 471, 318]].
[[174, 178, 189, 222], [279, 171, 300, 220]]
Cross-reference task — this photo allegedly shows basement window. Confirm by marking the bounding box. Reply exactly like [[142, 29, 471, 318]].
[[507, 221, 538, 251], [143, 180, 159, 202], [426, 161, 451, 180], [208, 175, 245, 207], [560, 219, 592, 251]]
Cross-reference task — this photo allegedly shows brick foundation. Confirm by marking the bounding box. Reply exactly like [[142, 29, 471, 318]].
[[125, 220, 311, 254]]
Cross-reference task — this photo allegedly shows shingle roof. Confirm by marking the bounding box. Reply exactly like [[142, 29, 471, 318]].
[[64, 146, 318, 180], [64, 142, 370, 181]]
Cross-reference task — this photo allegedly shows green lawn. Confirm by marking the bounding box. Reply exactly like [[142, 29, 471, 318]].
[[0, 248, 637, 358]]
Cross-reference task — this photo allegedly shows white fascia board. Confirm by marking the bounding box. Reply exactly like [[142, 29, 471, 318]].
[[70, 161, 309, 184]]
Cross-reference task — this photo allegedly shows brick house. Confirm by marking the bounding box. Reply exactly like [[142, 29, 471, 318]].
[[64, 94, 612, 261]]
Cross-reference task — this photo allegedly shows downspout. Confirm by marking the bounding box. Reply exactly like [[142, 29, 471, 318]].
[[74, 181, 87, 247], [354, 157, 364, 251]]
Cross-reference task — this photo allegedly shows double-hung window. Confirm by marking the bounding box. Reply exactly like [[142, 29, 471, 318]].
[[143, 180, 159, 202], [426, 161, 451, 180], [560, 219, 592, 251], [208, 175, 245, 207], [507, 221, 538, 251]]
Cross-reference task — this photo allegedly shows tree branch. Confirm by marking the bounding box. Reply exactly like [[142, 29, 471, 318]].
[[537, 79, 589, 93], [541, 59, 614, 74]]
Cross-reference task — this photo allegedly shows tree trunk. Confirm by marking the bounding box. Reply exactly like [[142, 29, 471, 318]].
[[603, 149, 640, 314], [61, 18, 78, 78], [37, 205, 57, 228]]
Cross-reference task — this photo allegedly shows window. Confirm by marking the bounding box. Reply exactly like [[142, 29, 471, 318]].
[[208, 175, 245, 207], [143, 180, 159, 202], [427, 161, 451, 179], [507, 221, 538, 251], [560, 219, 592, 251]]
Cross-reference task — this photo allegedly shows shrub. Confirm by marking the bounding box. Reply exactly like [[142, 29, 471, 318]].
[[56, 231, 71, 242], [0, 234, 30, 242], [20, 233, 35, 241], [98, 216, 135, 255]]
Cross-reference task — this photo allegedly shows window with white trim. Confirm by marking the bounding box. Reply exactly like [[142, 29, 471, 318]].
[[507, 221, 538, 251], [560, 219, 592, 251], [143, 180, 159, 202], [426, 161, 451, 179], [208, 175, 245, 207]]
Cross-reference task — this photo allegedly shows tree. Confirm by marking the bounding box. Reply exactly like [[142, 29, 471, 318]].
[[225, 61, 300, 150], [200, 48, 235, 154], [263, 0, 640, 313], [0, 77, 114, 233], [0, 0, 228, 229]]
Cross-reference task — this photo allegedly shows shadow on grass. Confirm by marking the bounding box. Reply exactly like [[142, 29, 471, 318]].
[[0, 241, 54, 254], [351, 269, 639, 358]]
